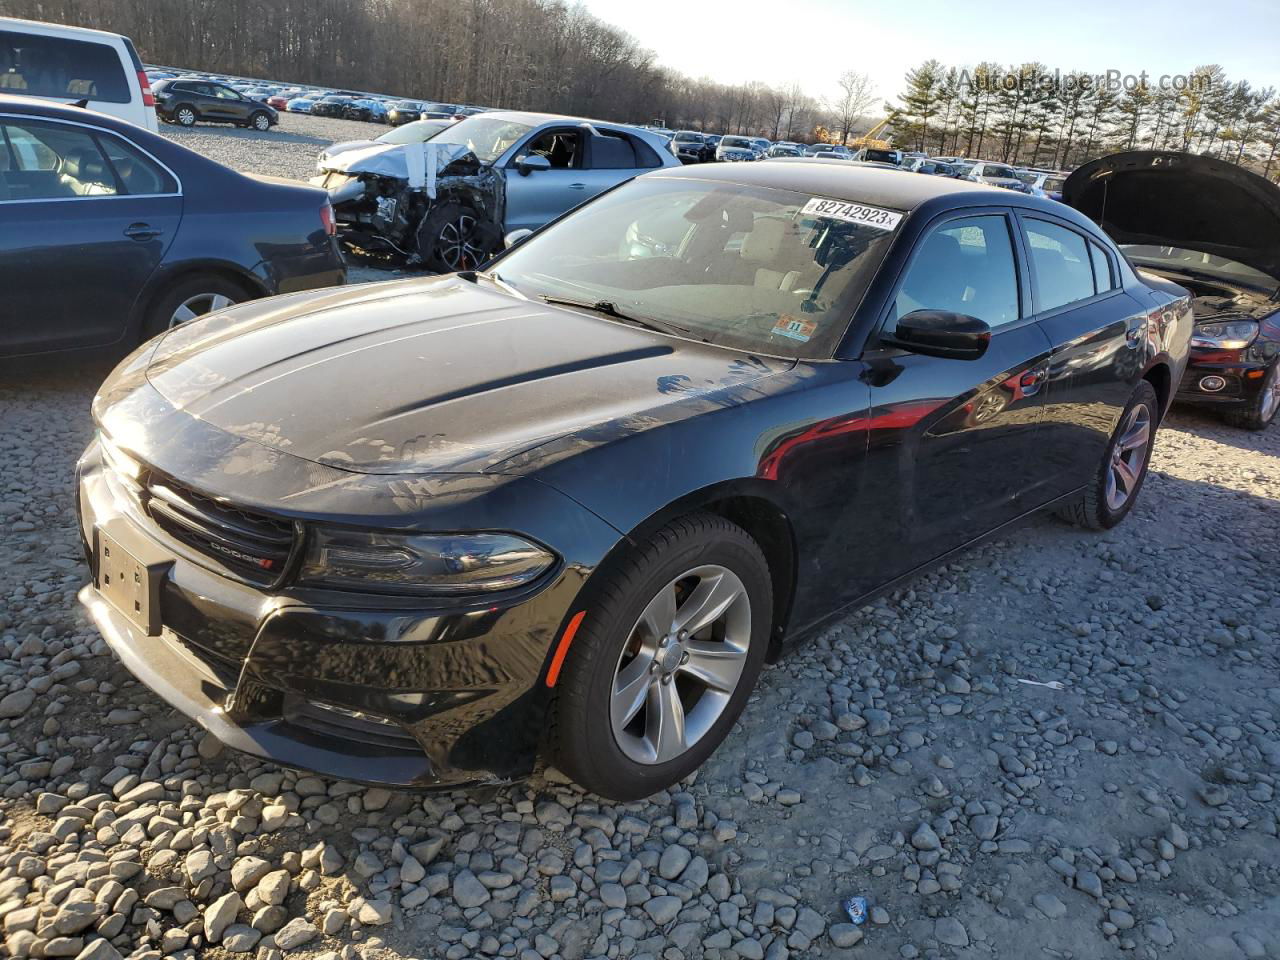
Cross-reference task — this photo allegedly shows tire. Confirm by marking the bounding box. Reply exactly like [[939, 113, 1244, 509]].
[[175, 105, 197, 127], [1224, 362, 1280, 431], [143, 275, 250, 341], [548, 513, 772, 800], [415, 202, 499, 272], [250, 112, 271, 132], [1056, 381, 1159, 530]]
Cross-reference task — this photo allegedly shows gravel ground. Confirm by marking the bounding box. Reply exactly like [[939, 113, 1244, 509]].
[[2, 120, 1278, 960], [1, 368, 1278, 960]]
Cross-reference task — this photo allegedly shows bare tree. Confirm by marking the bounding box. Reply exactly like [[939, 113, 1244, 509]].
[[829, 70, 875, 145]]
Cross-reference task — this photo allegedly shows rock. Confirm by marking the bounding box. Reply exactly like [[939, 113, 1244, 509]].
[[659, 845, 692, 879], [911, 823, 941, 851], [231, 857, 272, 892], [645, 896, 681, 925], [0, 689, 36, 718], [251, 906, 288, 934], [1075, 871, 1103, 899], [535, 801, 571, 828], [355, 900, 392, 926], [1199, 784, 1229, 807], [257, 869, 290, 905], [274, 917, 318, 950], [51, 901, 99, 935], [72, 941, 123, 960], [970, 815, 998, 840], [399, 856, 425, 884], [222, 925, 262, 953], [204, 891, 243, 943], [452, 870, 490, 909], [186, 850, 216, 883], [935, 917, 968, 947], [864, 709, 892, 736], [1033, 893, 1066, 919], [831, 924, 864, 948]]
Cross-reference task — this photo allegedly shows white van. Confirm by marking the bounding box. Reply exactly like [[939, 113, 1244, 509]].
[[0, 17, 158, 131]]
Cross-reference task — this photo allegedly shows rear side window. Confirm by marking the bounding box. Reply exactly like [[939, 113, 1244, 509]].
[[890, 215, 1021, 330], [0, 30, 130, 103], [97, 134, 177, 195], [1025, 219, 1095, 311], [1089, 240, 1115, 292], [0, 120, 118, 198]]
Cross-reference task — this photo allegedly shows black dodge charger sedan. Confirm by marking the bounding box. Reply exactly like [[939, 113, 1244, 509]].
[[78, 161, 1191, 799], [1064, 150, 1280, 430], [0, 95, 345, 360]]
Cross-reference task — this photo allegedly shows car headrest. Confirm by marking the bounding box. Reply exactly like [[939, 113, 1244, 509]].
[[741, 218, 797, 263], [62, 147, 107, 183]]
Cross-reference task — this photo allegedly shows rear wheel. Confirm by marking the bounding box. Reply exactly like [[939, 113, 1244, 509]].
[[549, 513, 772, 800], [143, 275, 249, 340], [1056, 381, 1158, 530], [175, 105, 197, 126], [1225, 362, 1280, 431]]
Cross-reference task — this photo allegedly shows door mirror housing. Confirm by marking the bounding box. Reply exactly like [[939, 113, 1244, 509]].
[[883, 309, 991, 361], [504, 228, 533, 249], [515, 154, 551, 176]]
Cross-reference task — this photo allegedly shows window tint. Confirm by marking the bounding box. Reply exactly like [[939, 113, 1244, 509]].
[[1089, 241, 1114, 292], [0, 120, 119, 199], [212, 86, 241, 100], [98, 135, 176, 194], [0, 30, 130, 103], [890, 215, 1020, 330], [525, 130, 579, 169], [1026, 220, 1095, 311]]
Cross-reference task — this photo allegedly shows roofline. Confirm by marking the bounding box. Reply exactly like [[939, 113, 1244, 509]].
[[0, 15, 130, 41]]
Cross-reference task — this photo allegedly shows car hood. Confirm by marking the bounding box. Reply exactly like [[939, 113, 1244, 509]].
[[1063, 150, 1280, 283], [316, 140, 480, 183], [319, 138, 380, 162], [141, 277, 792, 475]]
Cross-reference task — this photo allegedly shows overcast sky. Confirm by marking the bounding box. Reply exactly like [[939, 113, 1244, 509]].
[[579, 0, 1280, 108]]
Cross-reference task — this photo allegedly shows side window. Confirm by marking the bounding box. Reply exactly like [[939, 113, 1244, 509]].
[[586, 131, 639, 170], [1089, 240, 1115, 292], [1025, 219, 1095, 311], [890, 215, 1020, 331], [0, 30, 129, 103], [0, 120, 118, 199], [98, 135, 177, 195], [523, 129, 579, 169], [214, 86, 241, 100]]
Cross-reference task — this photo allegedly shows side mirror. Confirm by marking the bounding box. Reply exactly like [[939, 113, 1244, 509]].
[[883, 309, 991, 361], [504, 228, 533, 249], [515, 154, 551, 176]]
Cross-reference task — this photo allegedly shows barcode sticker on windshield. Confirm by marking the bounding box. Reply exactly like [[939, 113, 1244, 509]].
[[802, 197, 902, 230]]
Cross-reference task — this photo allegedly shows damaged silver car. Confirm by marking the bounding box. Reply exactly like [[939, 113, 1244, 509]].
[[313, 110, 679, 271]]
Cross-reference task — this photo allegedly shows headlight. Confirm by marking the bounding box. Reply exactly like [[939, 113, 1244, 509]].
[[1191, 320, 1259, 350], [299, 528, 554, 595]]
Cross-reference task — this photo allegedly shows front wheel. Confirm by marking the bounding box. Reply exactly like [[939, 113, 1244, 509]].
[[415, 202, 498, 272], [250, 111, 272, 132], [548, 513, 772, 800], [1225, 362, 1280, 431], [1056, 381, 1158, 530]]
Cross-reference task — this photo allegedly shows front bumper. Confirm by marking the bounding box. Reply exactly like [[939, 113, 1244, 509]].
[[76, 436, 600, 788], [1174, 356, 1271, 407]]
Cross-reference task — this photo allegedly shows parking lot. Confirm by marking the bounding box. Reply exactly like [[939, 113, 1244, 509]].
[[2, 118, 1279, 960]]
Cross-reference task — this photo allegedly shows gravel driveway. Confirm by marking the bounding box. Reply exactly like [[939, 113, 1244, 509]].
[[1, 120, 1277, 960]]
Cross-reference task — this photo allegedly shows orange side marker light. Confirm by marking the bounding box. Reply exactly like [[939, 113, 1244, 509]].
[[545, 611, 586, 688]]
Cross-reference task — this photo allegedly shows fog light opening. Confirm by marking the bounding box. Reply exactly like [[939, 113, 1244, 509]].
[[1199, 375, 1227, 393]]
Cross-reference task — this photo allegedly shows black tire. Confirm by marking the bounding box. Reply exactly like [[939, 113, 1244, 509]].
[[1224, 362, 1280, 431], [175, 105, 197, 127], [415, 202, 499, 272], [250, 112, 272, 132], [548, 513, 772, 800], [142, 275, 250, 341], [1056, 381, 1159, 530]]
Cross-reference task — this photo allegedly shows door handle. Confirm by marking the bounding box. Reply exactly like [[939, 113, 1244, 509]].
[[568, 182, 586, 190], [124, 222, 162, 241]]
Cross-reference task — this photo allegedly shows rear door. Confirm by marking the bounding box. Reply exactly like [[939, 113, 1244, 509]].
[[1017, 213, 1148, 501], [862, 209, 1053, 572], [0, 115, 181, 355]]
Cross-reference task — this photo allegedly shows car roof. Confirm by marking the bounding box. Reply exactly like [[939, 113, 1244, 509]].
[[0, 15, 129, 42], [0, 93, 143, 134], [647, 157, 1058, 213]]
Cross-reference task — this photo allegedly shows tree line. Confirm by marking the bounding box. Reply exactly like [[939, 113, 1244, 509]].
[[1, 0, 864, 140], [885, 61, 1280, 177]]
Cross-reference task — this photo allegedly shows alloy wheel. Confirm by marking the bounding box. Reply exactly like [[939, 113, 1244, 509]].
[[177, 108, 196, 126], [1105, 403, 1151, 511], [437, 213, 487, 271], [253, 113, 271, 131], [1260, 364, 1280, 424], [609, 564, 751, 765], [170, 292, 236, 328]]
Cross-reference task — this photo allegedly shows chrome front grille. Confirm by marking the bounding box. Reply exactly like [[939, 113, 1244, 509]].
[[142, 478, 296, 584]]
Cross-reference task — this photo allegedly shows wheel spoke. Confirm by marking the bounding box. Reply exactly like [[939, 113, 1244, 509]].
[[611, 654, 653, 731], [1113, 455, 1138, 493], [638, 583, 677, 640], [647, 680, 687, 763], [209, 294, 233, 311], [679, 640, 746, 692], [171, 304, 198, 326], [673, 571, 743, 637], [1118, 418, 1149, 452]]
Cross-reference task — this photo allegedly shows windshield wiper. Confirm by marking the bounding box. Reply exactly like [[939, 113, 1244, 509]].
[[540, 295, 686, 335]]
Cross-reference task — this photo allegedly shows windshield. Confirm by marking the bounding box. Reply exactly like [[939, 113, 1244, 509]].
[[983, 165, 1018, 179], [489, 176, 900, 359], [425, 116, 533, 164], [1043, 177, 1065, 193], [862, 149, 896, 163], [675, 132, 703, 142], [721, 137, 752, 149], [376, 119, 450, 145], [1123, 245, 1277, 290]]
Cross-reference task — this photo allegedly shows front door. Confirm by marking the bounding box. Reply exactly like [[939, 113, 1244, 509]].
[[862, 211, 1052, 573], [502, 127, 588, 233]]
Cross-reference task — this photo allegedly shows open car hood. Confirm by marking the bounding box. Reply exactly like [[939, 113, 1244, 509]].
[[316, 140, 480, 185], [1063, 151, 1280, 284]]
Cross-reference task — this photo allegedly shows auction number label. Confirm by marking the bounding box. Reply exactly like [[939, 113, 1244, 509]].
[[801, 197, 902, 230]]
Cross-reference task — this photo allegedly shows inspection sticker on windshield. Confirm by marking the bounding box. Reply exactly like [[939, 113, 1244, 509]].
[[772, 315, 818, 342], [802, 197, 902, 230]]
